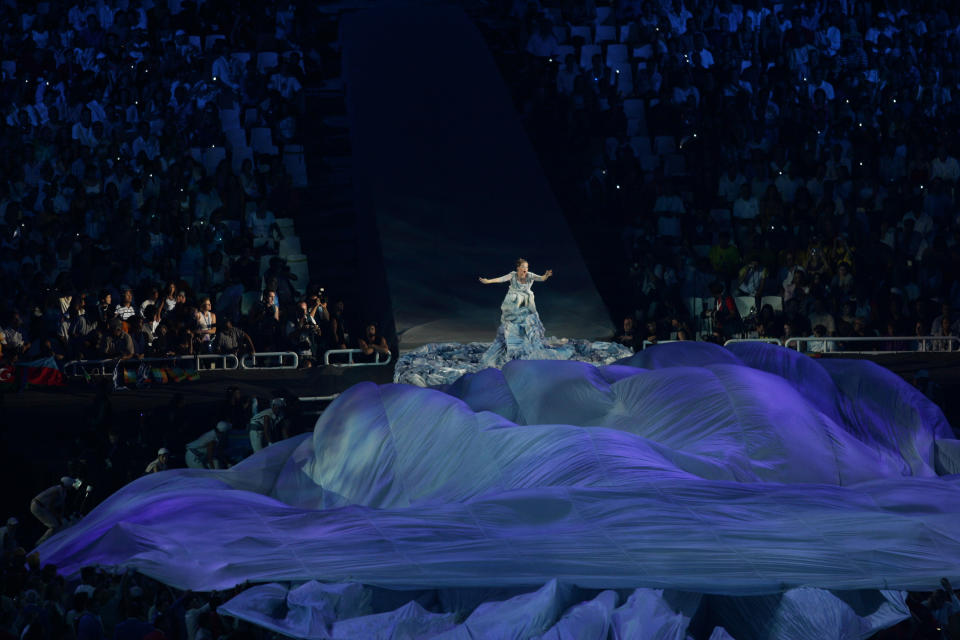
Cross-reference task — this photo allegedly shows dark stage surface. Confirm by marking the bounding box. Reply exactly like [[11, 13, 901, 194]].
[[341, 6, 613, 350]]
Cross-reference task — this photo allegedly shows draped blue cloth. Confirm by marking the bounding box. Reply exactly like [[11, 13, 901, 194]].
[[34, 342, 960, 639]]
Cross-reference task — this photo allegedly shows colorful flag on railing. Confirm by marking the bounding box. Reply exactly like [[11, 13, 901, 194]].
[[120, 366, 199, 387], [0, 365, 16, 391], [15, 357, 65, 387]]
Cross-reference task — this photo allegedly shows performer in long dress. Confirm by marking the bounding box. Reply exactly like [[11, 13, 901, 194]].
[[478, 258, 556, 367]]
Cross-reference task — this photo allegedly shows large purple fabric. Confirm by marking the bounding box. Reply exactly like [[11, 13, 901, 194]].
[[35, 343, 959, 637]]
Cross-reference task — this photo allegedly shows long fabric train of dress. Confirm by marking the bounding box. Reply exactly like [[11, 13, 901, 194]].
[[480, 271, 573, 368]]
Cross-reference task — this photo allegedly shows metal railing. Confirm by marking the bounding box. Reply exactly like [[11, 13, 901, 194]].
[[63, 354, 239, 377], [196, 354, 240, 370], [642, 338, 783, 350], [240, 352, 300, 369], [299, 394, 341, 416], [323, 349, 392, 367], [783, 335, 960, 354], [641, 339, 679, 349], [723, 338, 783, 346]]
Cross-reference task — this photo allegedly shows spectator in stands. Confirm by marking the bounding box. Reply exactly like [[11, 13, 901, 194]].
[[735, 257, 767, 300], [358, 322, 390, 362], [195, 297, 217, 349], [139, 288, 160, 319], [0, 310, 30, 358], [614, 316, 639, 352], [717, 166, 746, 204], [103, 319, 135, 361], [932, 316, 958, 352], [931, 146, 960, 184], [556, 54, 578, 96], [249, 289, 281, 351], [808, 324, 836, 354], [216, 317, 255, 356], [128, 316, 152, 357], [930, 303, 960, 336], [526, 18, 560, 59], [94, 290, 115, 326], [705, 282, 740, 339], [328, 300, 348, 351], [287, 300, 322, 365], [114, 287, 137, 322], [305, 290, 330, 326], [732, 183, 759, 230], [161, 283, 179, 317], [808, 299, 837, 337], [709, 232, 741, 286], [916, 320, 935, 353], [247, 201, 282, 251]]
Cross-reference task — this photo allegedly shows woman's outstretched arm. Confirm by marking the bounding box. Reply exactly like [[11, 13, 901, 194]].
[[479, 273, 513, 284], [531, 269, 554, 282]]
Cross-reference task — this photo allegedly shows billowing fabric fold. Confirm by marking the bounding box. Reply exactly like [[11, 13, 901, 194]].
[[35, 343, 957, 638]]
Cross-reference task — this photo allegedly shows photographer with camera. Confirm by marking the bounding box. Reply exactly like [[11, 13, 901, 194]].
[[306, 288, 330, 325], [287, 300, 322, 366]]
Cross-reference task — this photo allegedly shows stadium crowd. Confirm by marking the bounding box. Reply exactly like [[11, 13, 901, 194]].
[[476, 0, 960, 352], [0, 0, 366, 371], [2, 0, 960, 635]]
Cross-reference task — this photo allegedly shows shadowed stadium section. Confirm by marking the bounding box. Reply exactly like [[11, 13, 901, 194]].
[[341, 7, 612, 351]]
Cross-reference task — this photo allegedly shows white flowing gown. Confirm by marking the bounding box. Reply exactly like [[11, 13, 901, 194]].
[[480, 270, 571, 368]]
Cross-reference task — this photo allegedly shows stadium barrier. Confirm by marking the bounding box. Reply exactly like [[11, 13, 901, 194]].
[[63, 354, 239, 377], [240, 352, 300, 369], [323, 349, 392, 367], [723, 338, 783, 346], [783, 335, 960, 354]]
